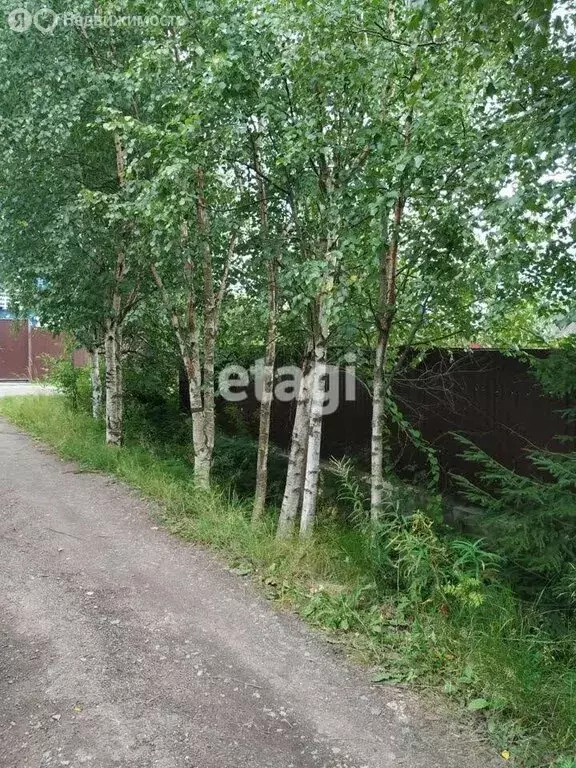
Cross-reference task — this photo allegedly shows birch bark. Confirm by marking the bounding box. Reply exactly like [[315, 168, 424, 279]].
[[370, 111, 411, 520], [276, 347, 313, 537], [104, 133, 128, 446], [196, 168, 216, 464], [252, 132, 278, 522], [90, 346, 102, 420], [150, 194, 236, 488], [104, 312, 123, 446], [299, 326, 328, 538]]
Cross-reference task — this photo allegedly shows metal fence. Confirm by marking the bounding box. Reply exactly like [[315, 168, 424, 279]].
[[224, 348, 575, 487], [0, 319, 86, 380]]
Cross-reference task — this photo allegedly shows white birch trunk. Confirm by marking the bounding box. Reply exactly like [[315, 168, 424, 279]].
[[90, 346, 102, 420], [370, 333, 386, 521], [297, 149, 338, 538], [104, 317, 123, 446], [151, 258, 213, 489], [105, 129, 127, 448], [299, 340, 328, 538], [253, 344, 276, 521], [191, 412, 211, 488], [187, 359, 211, 489], [201, 294, 216, 463], [114, 321, 123, 440], [252, 130, 277, 522], [186, 281, 212, 489], [370, 106, 412, 521], [196, 168, 216, 464], [276, 350, 313, 538], [369, 198, 404, 521]]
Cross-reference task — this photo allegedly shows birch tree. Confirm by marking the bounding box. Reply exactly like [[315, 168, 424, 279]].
[[250, 129, 279, 521], [364, 0, 576, 519], [0, 17, 140, 448], [89, 346, 103, 420], [106, 13, 245, 484], [1, 0, 573, 522], [245, 1, 380, 537]]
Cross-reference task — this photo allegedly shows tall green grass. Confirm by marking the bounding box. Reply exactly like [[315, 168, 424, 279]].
[[1, 395, 575, 768]]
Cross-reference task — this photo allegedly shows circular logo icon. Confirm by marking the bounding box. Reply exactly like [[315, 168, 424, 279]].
[[33, 6, 58, 33], [7, 7, 32, 32]]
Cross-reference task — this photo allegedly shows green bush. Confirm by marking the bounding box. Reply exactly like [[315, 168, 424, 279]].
[[455, 434, 576, 607], [454, 342, 576, 612], [43, 355, 92, 412], [376, 511, 500, 609]]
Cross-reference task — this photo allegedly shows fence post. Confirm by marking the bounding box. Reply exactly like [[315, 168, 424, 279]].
[[27, 319, 32, 381]]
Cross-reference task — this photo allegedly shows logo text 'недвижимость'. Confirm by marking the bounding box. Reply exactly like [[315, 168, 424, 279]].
[[6, 7, 187, 34]]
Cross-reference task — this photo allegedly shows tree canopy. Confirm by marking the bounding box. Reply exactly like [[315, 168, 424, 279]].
[[0, 0, 574, 522]]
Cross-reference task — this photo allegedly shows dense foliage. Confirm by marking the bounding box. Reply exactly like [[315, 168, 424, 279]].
[[456, 342, 576, 614], [0, 1, 575, 764], [1, 0, 574, 507]]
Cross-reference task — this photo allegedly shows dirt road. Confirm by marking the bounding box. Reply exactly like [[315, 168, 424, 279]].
[[0, 420, 498, 768]]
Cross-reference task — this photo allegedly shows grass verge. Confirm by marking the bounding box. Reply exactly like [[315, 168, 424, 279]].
[[1, 395, 575, 768]]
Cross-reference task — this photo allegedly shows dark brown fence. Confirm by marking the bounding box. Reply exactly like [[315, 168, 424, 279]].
[[224, 348, 575, 487], [392, 349, 575, 485], [0, 319, 30, 380], [0, 320, 87, 380]]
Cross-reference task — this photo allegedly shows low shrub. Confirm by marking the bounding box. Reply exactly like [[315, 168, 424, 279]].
[[43, 355, 92, 412]]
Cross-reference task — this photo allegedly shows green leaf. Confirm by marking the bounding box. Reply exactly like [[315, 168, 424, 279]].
[[467, 698, 490, 711]]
